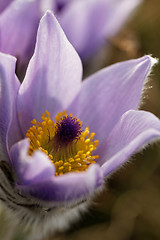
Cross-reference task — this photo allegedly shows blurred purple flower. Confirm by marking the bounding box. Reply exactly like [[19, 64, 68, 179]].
[[0, 0, 141, 75], [0, 11, 160, 237], [0, 0, 13, 13]]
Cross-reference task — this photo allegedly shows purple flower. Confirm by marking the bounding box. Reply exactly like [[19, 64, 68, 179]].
[[0, 0, 13, 13], [0, 11, 160, 236], [0, 0, 141, 75]]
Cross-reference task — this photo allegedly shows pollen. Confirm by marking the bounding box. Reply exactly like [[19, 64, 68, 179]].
[[26, 111, 99, 176]]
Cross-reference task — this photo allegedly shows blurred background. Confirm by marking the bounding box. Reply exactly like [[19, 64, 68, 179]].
[[1, 0, 160, 239]]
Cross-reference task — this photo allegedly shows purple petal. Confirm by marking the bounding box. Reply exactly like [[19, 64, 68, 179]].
[[18, 11, 82, 135], [10, 138, 102, 203], [10, 138, 103, 203], [10, 138, 55, 185], [17, 163, 103, 204], [103, 0, 142, 38], [0, 0, 40, 66], [0, 52, 21, 160], [60, 0, 111, 58], [0, 0, 13, 13], [68, 56, 157, 144], [60, 0, 141, 58], [100, 110, 160, 176]]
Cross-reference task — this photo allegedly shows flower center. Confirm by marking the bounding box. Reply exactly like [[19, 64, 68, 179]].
[[26, 111, 99, 176], [55, 114, 82, 145]]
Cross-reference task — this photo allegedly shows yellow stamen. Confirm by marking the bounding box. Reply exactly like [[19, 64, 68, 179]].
[[26, 111, 99, 176]]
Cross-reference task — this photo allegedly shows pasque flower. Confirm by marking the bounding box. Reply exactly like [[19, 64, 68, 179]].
[[0, 0, 141, 75], [0, 11, 160, 238]]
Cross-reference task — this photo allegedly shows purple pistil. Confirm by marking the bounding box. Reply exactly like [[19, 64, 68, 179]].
[[55, 115, 82, 145]]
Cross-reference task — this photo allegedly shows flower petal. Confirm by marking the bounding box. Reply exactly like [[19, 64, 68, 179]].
[[0, 0, 40, 67], [17, 163, 103, 204], [103, 0, 142, 38], [100, 110, 160, 176], [0, 52, 21, 160], [10, 138, 55, 185], [60, 0, 110, 58], [18, 11, 82, 135], [68, 56, 157, 144], [60, 0, 141, 58], [0, 0, 13, 13], [10, 138, 103, 204]]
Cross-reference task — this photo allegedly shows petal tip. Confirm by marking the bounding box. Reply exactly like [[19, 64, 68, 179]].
[[0, 52, 17, 64], [144, 55, 158, 67], [40, 10, 55, 26], [147, 55, 159, 66], [44, 9, 54, 18]]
